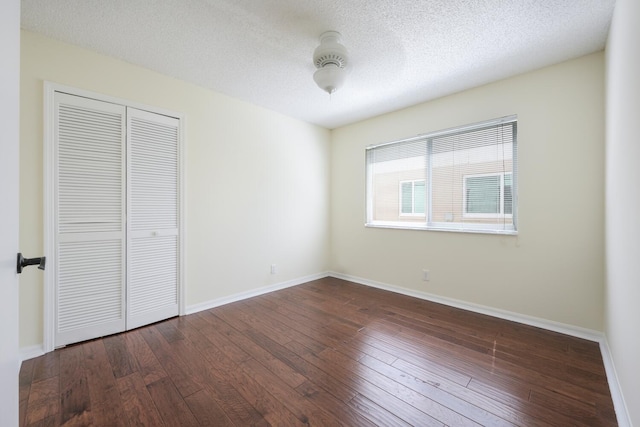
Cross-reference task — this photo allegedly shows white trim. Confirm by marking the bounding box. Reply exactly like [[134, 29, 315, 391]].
[[44, 82, 183, 121], [43, 82, 186, 352], [20, 345, 45, 362], [43, 84, 56, 353], [365, 221, 518, 236], [599, 338, 632, 427], [179, 115, 187, 317], [185, 272, 330, 315], [328, 271, 601, 341]]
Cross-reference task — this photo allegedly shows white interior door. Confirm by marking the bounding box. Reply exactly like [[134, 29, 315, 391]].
[[0, 0, 21, 424], [54, 93, 126, 347], [126, 108, 180, 329]]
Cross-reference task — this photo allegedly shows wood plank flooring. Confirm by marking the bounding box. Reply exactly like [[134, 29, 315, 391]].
[[20, 277, 618, 426]]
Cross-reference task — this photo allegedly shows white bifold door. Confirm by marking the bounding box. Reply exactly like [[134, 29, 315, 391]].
[[126, 108, 180, 330], [53, 92, 180, 347]]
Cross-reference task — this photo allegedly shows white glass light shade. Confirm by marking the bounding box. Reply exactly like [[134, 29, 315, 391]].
[[313, 64, 347, 94]]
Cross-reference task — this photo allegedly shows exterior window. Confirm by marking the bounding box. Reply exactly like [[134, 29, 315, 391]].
[[464, 173, 512, 217], [365, 116, 517, 234], [400, 180, 426, 215]]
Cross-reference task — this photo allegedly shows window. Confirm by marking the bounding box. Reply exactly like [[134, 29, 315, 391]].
[[365, 116, 517, 234], [400, 180, 426, 216], [464, 173, 512, 217]]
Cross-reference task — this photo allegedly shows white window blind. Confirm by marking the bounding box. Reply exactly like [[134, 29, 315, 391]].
[[366, 116, 517, 234]]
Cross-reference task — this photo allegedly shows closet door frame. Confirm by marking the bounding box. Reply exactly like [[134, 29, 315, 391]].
[[43, 82, 186, 353]]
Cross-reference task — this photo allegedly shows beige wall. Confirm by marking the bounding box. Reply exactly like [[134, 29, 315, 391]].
[[19, 31, 331, 349], [331, 52, 605, 330], [605, 0, 640, 422]]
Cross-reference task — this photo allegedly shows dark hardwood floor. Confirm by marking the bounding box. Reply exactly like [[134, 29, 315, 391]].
[[20, 277, 618, 426]]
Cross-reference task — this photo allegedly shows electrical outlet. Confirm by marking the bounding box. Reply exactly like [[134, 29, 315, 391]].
[[422, 269, 430, 281], [270, 264, 277, 274]]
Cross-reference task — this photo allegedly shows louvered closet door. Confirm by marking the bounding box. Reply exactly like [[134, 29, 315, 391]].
[[126, 108, 180, 329], [54, 93, 126, 347]]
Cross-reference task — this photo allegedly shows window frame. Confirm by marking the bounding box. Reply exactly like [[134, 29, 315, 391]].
[[365, 115, 518, 235]]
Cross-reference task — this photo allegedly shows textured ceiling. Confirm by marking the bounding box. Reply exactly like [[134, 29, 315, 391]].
[[21, 0, 615, 129]]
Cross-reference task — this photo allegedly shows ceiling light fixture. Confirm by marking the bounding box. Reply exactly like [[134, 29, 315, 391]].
[[313, 31, 349, 95]]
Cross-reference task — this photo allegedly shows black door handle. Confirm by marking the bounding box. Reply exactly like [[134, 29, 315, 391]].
[[17, 253, 46, 274]]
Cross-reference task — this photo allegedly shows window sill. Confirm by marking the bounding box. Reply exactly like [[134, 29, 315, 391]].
[[365, 222, 518, 236]]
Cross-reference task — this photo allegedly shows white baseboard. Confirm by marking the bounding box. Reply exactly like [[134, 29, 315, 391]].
[[328, 271, 631, 426], [21, 272, 332, 360], [185, 271, 330, 315], [599, 338, 632, 427], [20, 344, 44, 362], [329, 272, 602, 341]]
